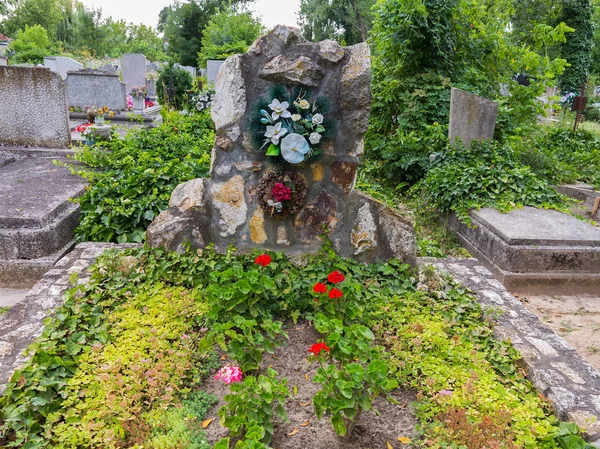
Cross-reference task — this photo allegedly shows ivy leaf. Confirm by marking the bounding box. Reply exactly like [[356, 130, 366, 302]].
[[65, 340, 82, 356]]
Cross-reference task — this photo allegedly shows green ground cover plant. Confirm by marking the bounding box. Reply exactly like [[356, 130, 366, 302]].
[[0, 244, 593, 448], [68, 110, 214, 243]]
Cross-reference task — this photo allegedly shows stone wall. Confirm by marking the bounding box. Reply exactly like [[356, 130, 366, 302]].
[[148, 27, 416, 264], [0, 67, 70, 148], [65, 69, 127, 111]]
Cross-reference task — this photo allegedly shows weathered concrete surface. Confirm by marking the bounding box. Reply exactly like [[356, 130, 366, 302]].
[[0, 243, 138, 393], [148, 26, 416, 264], [425, 258, 600, 445], [449, 87, 498, 147], [0, 67, 71, 148], [447, 207, 600, 294], [65, 69, 127, 111], [0, 158, 86, 287], [0, 289, 28, 307]]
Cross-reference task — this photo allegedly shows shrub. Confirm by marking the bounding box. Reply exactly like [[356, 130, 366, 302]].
[[70, 110, 213, 243], [8, 25, 60, 64], [157, 63, 194, 109]]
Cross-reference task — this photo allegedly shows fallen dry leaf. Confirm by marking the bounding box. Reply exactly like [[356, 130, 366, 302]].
[[398, 436, 411, 444], [299, 401, 311, 407], [304, 373, 309, 381], [201, 419, 213, 429], [287, 428, 299, 436], [386, 441, 394, 449], [293, 385, 298, 396], [300, 420, 309, 427]]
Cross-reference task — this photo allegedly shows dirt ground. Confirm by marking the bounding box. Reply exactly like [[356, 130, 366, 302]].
[[201, 321, 419, 449], [515, 293, 600, 371]]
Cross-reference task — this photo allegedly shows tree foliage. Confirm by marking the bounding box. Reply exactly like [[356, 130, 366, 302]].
[[298, 0, 373, 44], [157, 63, 194, 109], [8, 24, 59, 63], [197, 8, 263, 67], [559, 0, 594, 92]]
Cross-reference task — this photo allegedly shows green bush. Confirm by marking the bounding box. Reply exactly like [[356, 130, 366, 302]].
[[70, 110, 213, 243], [8, 24, 60, 64], [157, 64, 194, 109], [417, 140, 567, 222]]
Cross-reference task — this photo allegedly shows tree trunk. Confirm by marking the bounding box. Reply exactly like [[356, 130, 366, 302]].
[[350, 0, 368, 42]]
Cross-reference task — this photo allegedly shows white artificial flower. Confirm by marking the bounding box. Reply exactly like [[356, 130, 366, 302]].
[[268, 99, 292, 121], [291, 114, 301, 122], [312, 113, 324, 125], [281, 133, 310, 164], [299, 99, 310, 109], [309, 132, 321, 145], [264, 122, 288, 144]]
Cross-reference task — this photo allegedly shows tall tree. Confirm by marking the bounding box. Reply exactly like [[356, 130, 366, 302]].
[[297, 0, 374, 44], [8, 23, 59, 62], [1, 0, 61, 38], [559, 0, 594, 92]]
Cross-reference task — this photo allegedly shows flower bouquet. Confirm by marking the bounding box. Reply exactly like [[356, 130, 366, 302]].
[[251, 86, 331, 164], [257, 170, 308, 219]]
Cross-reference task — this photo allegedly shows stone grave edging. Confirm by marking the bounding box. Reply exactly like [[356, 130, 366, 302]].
[[422, 257, 600, 445]]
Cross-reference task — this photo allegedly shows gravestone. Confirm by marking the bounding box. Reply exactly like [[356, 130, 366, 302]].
[[43, 56, 83, 79], [98, 63, 117, 74], [449, 87, 498, 147], [65, 69, 127, 111], [121, 53, 147, 96], [0, 66, 70, 148], [175, 63, 197, 78], [207, 59, 225, 84], [0, 56, 7, 67], [147, 26, 416, 263]]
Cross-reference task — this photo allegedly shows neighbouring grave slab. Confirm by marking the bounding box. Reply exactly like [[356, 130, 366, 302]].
[[43, 56, 83, 79], [0, 243, 137, 393], [148, 26, 416, 263], [65, 69, 127, 111], [121, 53, 147, 95], [206, 59, 225, 84], [449, 87, 499, 147], [0, 67, 71, 148], [0, 56, 7, 66], [556, 184, 600, 220], [447, 206, 600, 293], [426, 257, 600, 445], [0, 158, 86, 287]]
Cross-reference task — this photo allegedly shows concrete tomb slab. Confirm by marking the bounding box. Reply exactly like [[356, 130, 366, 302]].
[[448, 206, 600, 294], [449, 87, 499, 147]]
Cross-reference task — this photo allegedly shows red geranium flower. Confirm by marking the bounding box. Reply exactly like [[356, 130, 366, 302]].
[[328, 288, 343, 299], [308, 342, 331, 355], [327, 271, 345, 284], [254, 254, 271, 266], [313, 282, 328, 294]]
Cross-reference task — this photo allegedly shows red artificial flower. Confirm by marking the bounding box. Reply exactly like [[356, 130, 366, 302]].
[[327, 271, 345, 284], [328, 288, 343, 299], [313, 282, 328, 294], [254, 254, 272, 266], [272, 182, 292, 202], [308, 342, 331, 355]]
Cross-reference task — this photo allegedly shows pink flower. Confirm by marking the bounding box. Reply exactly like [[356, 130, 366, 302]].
[[272, 182, 292, 202], [215, 365, 243, 385], [439, 389, 453, 397]]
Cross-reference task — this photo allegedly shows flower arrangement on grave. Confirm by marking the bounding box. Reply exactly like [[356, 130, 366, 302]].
[[126, 95, 134, 111], [257, 170, 308, 219], [250, 86, 331, 165], [130, 85, 148, 100], [192, 88, 215, 112]]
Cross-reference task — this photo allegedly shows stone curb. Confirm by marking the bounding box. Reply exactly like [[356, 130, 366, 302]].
[[0, 242, 138, 394], [420, 257, 600, 445]]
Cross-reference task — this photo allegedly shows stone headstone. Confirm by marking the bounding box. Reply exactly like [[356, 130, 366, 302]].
[[175, 63, 197, 79], [0, 66, 70, 148], [147, 26, 416, 264], [207, 60, 225, 84], [146, 62, 159, 72], [65, 69, 127, 111], [43, 56, 83, 80], [0, 56, 7, 67], [98, 63, 117, 74], [449, 87, 498, 148], [121, 53, 147, 96]]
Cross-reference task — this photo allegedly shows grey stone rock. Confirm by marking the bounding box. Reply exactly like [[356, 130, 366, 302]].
[[351, 202, 377, 255], [169, 178, 207, 212], [449, 87, 498, 148], [339, 43, 371, 135], [0, 67, 70, 148], [260, 55, 324, 87], [211, 55, 245, 142], [319, 40, 345, 62], [211, 175, 247, 238]]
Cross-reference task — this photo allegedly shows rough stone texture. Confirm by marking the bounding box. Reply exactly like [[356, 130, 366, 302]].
[[43, 56, 83, 79], [449, 87, 499, 148], [0, 67, 71, 148], [447, 207, 600, 293], [0, 243, 137, 394], [121, 53, 147, 95], [0, 158, 86, 287], [207, 59, 225, 84], [147, 26, 416, 264], [425, 258, 600, 445], [65, 69, 127, 111]]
